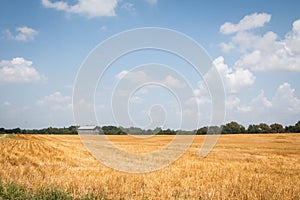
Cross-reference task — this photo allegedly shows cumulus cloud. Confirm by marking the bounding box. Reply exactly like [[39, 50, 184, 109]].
[[37, 92, 72, 111], [232, 29, 300, 71], [41, 0, 118, 18], [251, 90, 272, 108], [4, 26, 38, 42], [161, 75, 185, 89], [115, 70, 148, 83], [37, 92, 71, 105], [211, 56, 255, 93], [113, 70, 149, 98], [220, 13, 300, 71], [220, 13, 271, 34], [285, 19, 300, 54], [186, 56, 255, 124], [115, 70, 128, 80], [0, 57, 44, 83], [224, 82, 300, 125], [273, 82, 300, 113], [186, 96, 211, 107], [220, 42, 235, 53], [226, 96, 252, 113]]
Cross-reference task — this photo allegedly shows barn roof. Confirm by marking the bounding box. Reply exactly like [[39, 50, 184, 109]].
[[78, 126, 98, 130]]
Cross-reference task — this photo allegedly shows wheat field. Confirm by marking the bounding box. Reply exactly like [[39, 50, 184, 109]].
[[0, 134, 300, 199]]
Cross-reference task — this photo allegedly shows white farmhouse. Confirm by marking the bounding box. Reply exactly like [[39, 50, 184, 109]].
[[77, 126, 100, 134]]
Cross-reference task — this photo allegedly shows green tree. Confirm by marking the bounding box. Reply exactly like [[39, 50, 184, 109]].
[[258, 123, 271, 133], [123, 127, 143, 135], [292, 121, 300, 132], [12, 128, 21, 134], [207, 126, 221, 134], [285, 121, 300, 133], [270, 123, 284, 133], [222, 122, 244, 134], [197, 126, 208, 135], [0, 128, 5, 134], [247, 124, 261, 133], [102, 126, 125, 135], [158, 129, 176, 135]]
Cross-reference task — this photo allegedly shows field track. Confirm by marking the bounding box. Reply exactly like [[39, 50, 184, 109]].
[[1, 134, 300, 199]]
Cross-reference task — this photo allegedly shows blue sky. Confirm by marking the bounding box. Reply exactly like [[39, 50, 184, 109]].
[[1, 0, 300, 129]]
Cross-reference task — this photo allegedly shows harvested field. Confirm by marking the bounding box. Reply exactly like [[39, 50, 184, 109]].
[[0, 134, 300, 199]]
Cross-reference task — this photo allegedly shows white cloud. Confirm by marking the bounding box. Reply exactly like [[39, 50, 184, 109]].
[[0, 57, 44, 83], [37, 92, 71, 105], [234, 25, 300, 71], [186, 56, 255, 124], [224, 82, 300, 125], [115, 89, 131, 97], [72, 98, 96, 125], [161, 75, 185, 89], [273, 82, 300, 113], [285, 19, 300, 54], [115, 70, 128, 80], [251, 90, 272, 108], [220, 42, 235, 53], [49, 103, 73, 111], [1, 101, 12, 107], [129, 96, 143, 104], [212, 56, 255, 93], [184, 92, 212, 127], [41, 0, 68, 10], [233, 31, 278, 53], [136, 88, 148, 95], [115, 70, 148, 83], [226, 96, 252, 113], [220, 14, 300, 71], [37, 92, 72, 111], [232, 30, 299, 71], [220, 13, 271, 34], [186, 96, 211, 106], [4, 26, 38, 42], [116, 72, 185, 89], [41, 0, 118, 18]]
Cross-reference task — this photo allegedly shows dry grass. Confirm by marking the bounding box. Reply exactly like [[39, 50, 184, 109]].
[[0, 134, 300, 199]]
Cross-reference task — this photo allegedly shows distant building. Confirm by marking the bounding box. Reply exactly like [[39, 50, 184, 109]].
[[77, 126, 100, 134]]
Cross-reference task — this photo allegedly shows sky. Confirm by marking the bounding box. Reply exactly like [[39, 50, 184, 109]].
[[1, 0, 300, 129]]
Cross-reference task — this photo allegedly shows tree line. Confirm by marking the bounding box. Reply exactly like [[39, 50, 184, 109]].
[[0, 126, 77, 135], [196, 121, 300, 134], [0, 121, 300, 135]]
